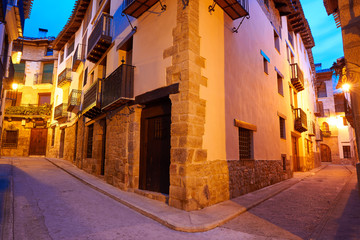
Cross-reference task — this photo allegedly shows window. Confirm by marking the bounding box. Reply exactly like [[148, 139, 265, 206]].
[[83, 68, 88, 86], [42, 63, 53, 84], [67, 41, 75, 57], [288, 31, 294, 47], [60, 52, 64, 63], [279, 117, 286, 139], [263, 57, 269, 74], [274, 30, 280, 53], [321, 122, 330, 132], [90, 71, 94, 85], [87, 124, 94, 158], [3, 130, 19, 148], [51, 127, 55, 147], [343, 146, 351, 158], [45, 48, 53, 56], [277, 73, 283, 96], [14, 61, 25, 84], [317, 82, 327, 98], [281, 154, 286, 171], [238, 127, 253, 159], [38, 93, 51, 105]]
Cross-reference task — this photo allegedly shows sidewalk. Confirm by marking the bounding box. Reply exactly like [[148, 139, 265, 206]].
[[45, 158, 328, 233]]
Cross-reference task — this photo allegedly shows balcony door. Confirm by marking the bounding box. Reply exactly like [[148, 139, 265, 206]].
[[139, 98, 171, 194], [29, 128, 47, 156], [59, 129, 65, 158]]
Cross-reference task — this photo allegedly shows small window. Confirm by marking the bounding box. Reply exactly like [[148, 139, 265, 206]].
[[317, 82, 327, 98], [51, 127, 55, 147], [274, 30, 280, 53], [90, 71, 94, 85], [60, 52, 64, 63], [87, 124, 94, 158], [279, 117, 286, 139], [343, 146, 351, 158], [263, 57, 269, 74], [238, 127, 253, 159], [277, 73, 283, 96], [288, 31, 294, 47], [67, 41, 75, 57], [45, 48, 53, 56], [83, 68, 88, 86], [3, 130, 19, 148], [281, 154, 286, 171], [14, 61, 25, 84]]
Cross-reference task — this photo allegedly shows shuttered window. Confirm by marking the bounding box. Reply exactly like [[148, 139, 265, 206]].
[[42, 63, 53, 83], [14, 62, 25, 84], [3, 130, 19, 148]]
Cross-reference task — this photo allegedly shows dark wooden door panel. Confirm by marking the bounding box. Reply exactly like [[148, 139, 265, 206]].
[[59, 129, 65, 158], [29, 128, 48, 155]]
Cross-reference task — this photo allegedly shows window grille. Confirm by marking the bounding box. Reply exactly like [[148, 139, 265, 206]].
[[87, 124, 94, 158], [3, 130, 19, 148], [238, 127, 252, 159], [279, 117, 286, 139]]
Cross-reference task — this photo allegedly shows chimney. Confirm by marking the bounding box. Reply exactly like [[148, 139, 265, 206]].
[[38, 28, 48, 38]]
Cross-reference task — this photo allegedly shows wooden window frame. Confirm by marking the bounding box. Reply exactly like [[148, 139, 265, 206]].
[[279, 116, 286, 139]]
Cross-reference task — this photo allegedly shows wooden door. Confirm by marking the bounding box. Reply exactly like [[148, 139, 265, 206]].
[[59, 129, 65, 158], [292, 136, 299, 171], [140, 99, 171, 194], [29, 128, 48, 155], [321, 144, 332, 162]]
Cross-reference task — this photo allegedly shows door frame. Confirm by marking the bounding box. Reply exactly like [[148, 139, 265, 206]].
[[29, 128, 48, 155]]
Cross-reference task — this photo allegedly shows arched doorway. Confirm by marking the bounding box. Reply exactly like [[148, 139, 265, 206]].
[[320, 144, 331, 162]]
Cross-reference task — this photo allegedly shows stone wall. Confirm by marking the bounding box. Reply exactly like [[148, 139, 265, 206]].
[[1, 119, 31, 156], [74, 116, 85, 168], [228, 160, 292, 198], [47, 125, 60, 158], [63, 123, 76, 162]]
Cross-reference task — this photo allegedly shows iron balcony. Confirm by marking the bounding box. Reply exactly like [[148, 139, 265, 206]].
[[101, 64, 134, 111], [86, 13, 113, 63], [72, 44, 86, 72], [58, 68, 72, 87], [290, 63, 304, 92], [294, 108, 307, 133], [67, 89, 82, 113], [54, 103, 68, 120], [83, 78, 102, 119]]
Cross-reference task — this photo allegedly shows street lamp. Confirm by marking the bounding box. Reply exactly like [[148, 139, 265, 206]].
[[11, 82, 18, 106], [342, 83, 350, 92]]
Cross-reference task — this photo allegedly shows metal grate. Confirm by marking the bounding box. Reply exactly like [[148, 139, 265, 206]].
[[279, 117, 286, 139], [3, 130, 18, 148], [87, 124, 94, 158], [238, 127, 252, 159], [343, 146, 351, 158]]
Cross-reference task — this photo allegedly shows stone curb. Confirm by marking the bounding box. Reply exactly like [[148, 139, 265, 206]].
[[45, 158, 327, 232]]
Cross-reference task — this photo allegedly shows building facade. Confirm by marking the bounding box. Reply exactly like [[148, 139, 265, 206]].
[[323, 0, 360, 163], [0, 36, 57, 156], [315, 63, 356, 164], [46, 0, 319, 211]]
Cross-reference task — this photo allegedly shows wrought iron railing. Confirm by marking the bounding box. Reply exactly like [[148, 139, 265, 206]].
[[72, 44, 86, 71], [58, 68, 72, 87], [54, 103, 68, 119], [68, 89, 82, 111], [83, 78, 102, 111], [34, 73, 53, 84], [87, 13, 112, 56], [101, 64, 134, 109]]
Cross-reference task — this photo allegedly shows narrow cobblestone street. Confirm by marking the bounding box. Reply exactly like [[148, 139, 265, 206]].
[[1, 157, 359, 240]]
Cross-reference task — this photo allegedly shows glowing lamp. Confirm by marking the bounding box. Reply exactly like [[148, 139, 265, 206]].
[[11, 51, 22, 64], [12, 83, 18, 90], [342, 83, 350, 92]]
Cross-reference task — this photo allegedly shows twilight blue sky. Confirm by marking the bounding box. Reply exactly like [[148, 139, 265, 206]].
[[23, 0, 343, 69], [300, 0, 344, 69], [23, 0, 76, 38]]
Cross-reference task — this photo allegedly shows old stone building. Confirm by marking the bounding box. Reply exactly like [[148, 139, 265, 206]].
[[323, 0, 360, 163], [1, 35, 57, 156], [315, 63, 356, 164], [48, 0, 320, 211], [0, 0, 34, 140]]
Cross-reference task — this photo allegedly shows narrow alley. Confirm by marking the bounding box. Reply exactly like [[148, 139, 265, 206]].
[[1, 157, 359, 240]]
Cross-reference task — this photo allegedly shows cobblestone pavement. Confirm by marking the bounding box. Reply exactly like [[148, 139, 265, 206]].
[[1, 157, 359, 240]]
